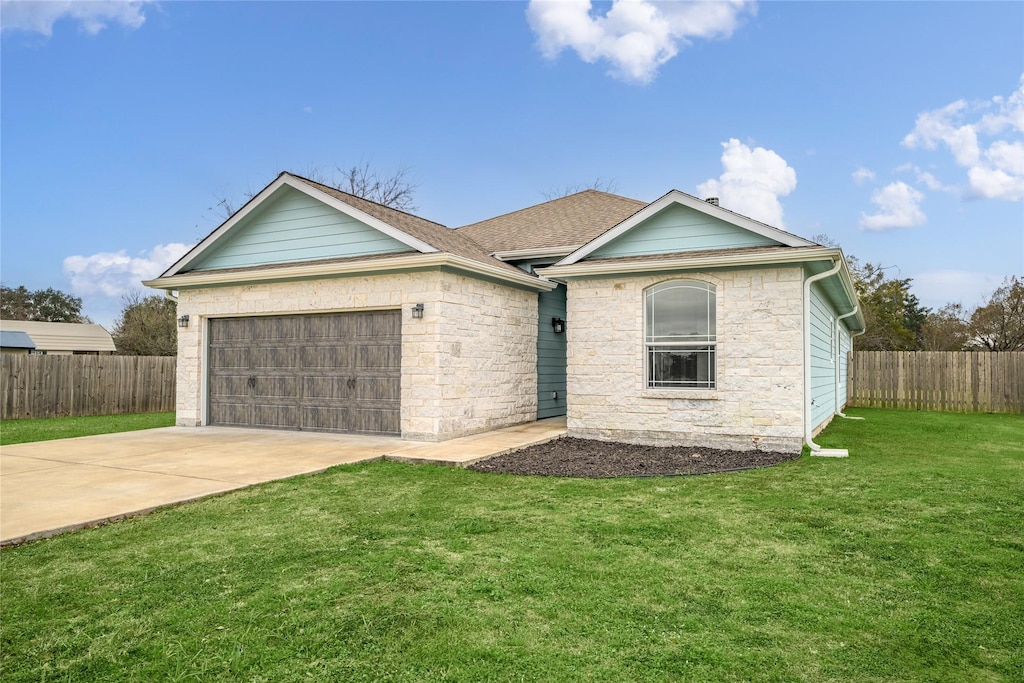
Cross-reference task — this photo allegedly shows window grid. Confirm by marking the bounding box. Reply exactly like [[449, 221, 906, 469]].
[[644, 281, 716, 390]]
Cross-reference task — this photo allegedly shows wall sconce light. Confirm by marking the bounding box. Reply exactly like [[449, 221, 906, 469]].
[[177, 314, 190, 328], [551, 317, 565, 334], [411, 303, 425, 319]]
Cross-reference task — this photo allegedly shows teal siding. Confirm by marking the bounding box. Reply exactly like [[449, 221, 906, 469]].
[[191, 186, 414, 271], [537, 283, 567, 419], [590, 204, 778, 259], [838, 323, 851, 410], [810, 284, 837, 429]]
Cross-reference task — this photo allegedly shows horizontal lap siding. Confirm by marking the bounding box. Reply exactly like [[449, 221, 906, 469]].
[[537, 284, 567, 418], [809, 285, 836, 429], [192, 187, 413, 270]]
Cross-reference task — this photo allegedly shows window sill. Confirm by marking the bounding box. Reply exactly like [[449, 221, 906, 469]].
[[642, 389, 718, 401]]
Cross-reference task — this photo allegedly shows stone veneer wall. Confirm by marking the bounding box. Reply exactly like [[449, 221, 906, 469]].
[[175, 270, 538, 441], [566, 267, 806, 452]]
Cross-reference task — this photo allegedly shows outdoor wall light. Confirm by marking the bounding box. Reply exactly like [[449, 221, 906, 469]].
[[551, 317, 566, 334], [411, 303, 425, 319], [177, 314, 190, 328]]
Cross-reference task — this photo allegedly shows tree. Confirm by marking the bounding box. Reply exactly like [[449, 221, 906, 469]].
[[213, 163, 418, 220], [0, 284, 88, 322], [848, 260, 930, 351], [541, 178, 619, 200], [968, 276, 1024, 351], [111, 292, 178, 356], [919, 303, 970, 351]]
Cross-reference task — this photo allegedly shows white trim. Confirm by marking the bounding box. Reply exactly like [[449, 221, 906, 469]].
[[556, 190, 816, 266], [491, 245, 581, 261], [540, 246, 839, 278], [162, 173, 438, 278], [144, 252, 556, 292]]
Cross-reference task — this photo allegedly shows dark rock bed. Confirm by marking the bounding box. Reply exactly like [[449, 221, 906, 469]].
[[469, 437, 800, 478]]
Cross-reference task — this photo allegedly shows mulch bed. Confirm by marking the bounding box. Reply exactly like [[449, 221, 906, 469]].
[[468, 437, 800, 478]]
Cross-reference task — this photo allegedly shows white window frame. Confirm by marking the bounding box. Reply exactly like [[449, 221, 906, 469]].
[[644, 280, 716, 390]]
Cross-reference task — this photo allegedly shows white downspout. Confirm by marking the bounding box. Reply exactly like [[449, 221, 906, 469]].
[[835, 306, 860, 418], [837, 320, 867, 420], [804, 259, 842, 452]]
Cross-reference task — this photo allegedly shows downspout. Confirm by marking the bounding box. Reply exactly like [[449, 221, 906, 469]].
[[835, 306, 860, 418], [803, 259, 842, 452], [837, 317, 867, 419]]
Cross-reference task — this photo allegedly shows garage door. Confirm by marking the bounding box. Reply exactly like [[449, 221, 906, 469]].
[[207, 311, 400, 435]]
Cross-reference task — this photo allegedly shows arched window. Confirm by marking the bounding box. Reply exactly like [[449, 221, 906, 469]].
[[645, 280, 716, 389]]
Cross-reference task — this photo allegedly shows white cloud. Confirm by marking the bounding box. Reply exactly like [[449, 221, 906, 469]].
[[62, 243, 190, 297], [910, 269, 1005, 310], [0, 1, 151, 36], [526, 0, 754, 84], [859, 181, 926, 231], [902, 74, 1024, 201], [695, 138, 797, 227], [852, 167, 876, 185]]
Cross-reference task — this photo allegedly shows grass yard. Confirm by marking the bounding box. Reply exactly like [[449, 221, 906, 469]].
[[2, 408, 1022, 682], [0, 412, 175, 445]]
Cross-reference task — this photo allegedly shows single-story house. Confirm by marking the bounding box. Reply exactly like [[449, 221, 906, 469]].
[[145, 172, 864, 452], [0, 321, 116, 355]]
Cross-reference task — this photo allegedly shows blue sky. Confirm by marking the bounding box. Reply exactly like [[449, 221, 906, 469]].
[[2, 0, 1022, 328]]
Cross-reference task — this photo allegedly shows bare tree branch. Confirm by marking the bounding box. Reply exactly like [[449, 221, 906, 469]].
[[542, 178, 619, 201]]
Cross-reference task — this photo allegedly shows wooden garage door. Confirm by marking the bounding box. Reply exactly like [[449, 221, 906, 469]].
[[208, 311, 401, 435]]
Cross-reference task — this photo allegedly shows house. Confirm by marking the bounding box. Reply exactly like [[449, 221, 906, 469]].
[[0, 321, 116, 355], [144, 172, 863, 452], [0, 330, 36, 354]]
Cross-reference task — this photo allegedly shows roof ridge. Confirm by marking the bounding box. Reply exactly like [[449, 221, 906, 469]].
[[455, 188, 645, 232], [285, 171, 449, 229]]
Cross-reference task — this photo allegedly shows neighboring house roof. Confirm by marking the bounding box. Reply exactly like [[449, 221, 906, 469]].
[[455, 189, 647, 256], [0, 330, 36, 350], [0, 321, 116, 353]]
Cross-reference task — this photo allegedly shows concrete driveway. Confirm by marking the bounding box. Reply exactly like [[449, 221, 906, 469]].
[[0, 419, 566, 545]]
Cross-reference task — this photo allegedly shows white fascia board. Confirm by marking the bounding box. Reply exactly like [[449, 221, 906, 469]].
[[161, 173, 438, 278], [557, 190, 816, 266], [144, 252, 555, 292], [541, 246, 840, 278], [491, 245, 581, 261]]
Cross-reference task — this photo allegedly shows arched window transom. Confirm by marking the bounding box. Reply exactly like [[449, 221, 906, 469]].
[[644, 280, 716, 389]]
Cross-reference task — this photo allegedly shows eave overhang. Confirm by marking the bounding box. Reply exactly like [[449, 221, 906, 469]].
[[144, 252, 556, 292]]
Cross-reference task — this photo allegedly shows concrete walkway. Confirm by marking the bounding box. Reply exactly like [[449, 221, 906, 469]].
[[0, 418, 566, 546]]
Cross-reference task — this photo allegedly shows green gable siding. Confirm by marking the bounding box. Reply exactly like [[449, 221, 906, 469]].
[[537, 283, 567, 419], [589, 203, 778, 259], [190, 187, 414, 271]]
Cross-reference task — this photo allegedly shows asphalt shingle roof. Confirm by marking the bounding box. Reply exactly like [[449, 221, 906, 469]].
[[455, 190, 648, 254]]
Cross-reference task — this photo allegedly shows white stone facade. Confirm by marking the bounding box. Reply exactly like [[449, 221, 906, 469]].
[[175, 270, 538, 441], [565, 267, 806, 452]]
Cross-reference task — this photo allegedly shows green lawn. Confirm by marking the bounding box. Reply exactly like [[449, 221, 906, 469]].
[[2, 408, 1022, 682], [0, 412, 175, 445]]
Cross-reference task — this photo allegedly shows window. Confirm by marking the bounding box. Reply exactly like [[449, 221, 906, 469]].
[[645, 280, 716, 389]]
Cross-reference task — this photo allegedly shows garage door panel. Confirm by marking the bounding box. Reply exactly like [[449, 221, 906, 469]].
[[253, 376, 299, 399], [252, 316, 300, 341], [302, 406, 351, 432], [303, 376, 354, 400], [301, 345, 353, 370], [356, 345, 400, 370], [210, 347, 250, 369], [304, 315, 352, 340], [356, 312, 400, 338], [355, 376, 401, 401], [254, 404, 301, 429], [209, 311, 401, 435]]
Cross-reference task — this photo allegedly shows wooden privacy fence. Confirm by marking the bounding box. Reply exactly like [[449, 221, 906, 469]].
[[1, 355, 176, 420], [849, 351, 1024, 413]]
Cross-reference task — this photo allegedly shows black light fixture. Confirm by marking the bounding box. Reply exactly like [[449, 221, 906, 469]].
[[177, 314, 190, 328], [411, 303, 425, 319], [551, 317, 566, 334]]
